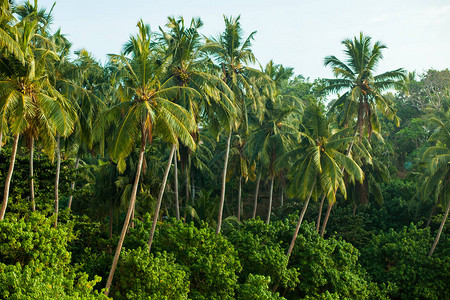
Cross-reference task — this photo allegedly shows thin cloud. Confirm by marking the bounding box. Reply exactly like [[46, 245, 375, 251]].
[[424, 4, 450, 24]]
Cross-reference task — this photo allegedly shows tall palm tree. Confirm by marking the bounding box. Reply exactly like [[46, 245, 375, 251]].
[[204, 16, 271, 233], [279, 104, 364, 260], [0, 16, 74, 221], [418, 114, 449, 256], [324, 33, 405, 140], [96, 20, 196, 295], [320, 33, 405, 233]]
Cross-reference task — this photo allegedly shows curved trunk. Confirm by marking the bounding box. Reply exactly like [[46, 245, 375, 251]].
[[30, 137, 35, 212], [174, 150, 180, 220], [426, 198, 439, 227], [68, 156, 80, 210], [287, 193, 312, 260], [252, 172, 261, 218], [104, 136, 146, 296], [428, 199, 450, 257], [216, 129, 232, 234], [266, 175, 275, 224], [147, 144, 176, 252], [237, 175, 242, 222], [0, 134, 19, 221], [320, 201, 334, 237], [54, 134, 61, 228], [316, 194, 326, 233]]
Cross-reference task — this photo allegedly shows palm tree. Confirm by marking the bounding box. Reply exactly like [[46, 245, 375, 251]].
[[96, 20, 196, 295], [320, 33, 405, 233], [324, 33, 405, 140], [418, 115, 449, 256], [0, 16, 74, 221], [204, 16, 271, 233], [279, 104, 364, 259]]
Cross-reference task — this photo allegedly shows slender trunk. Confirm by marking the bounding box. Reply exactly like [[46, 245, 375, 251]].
[[147, 145, 176, 252], [174, 151, 180, 220], [320, 201, 334, 237], [216, 129, 232, 235], [428, 199, 450, 257], [287, 193, 312, 259], [280, 185, 284, 207], [109, 208, 113, 239], [68, 156, 80, 210], [0, 134, 19, 221], [54, 134, 61, 228], [30, 137, 35, 212], [183, 164, 189, 222], [0, 131, 2, 151], [352, 202, 357, 216], [104, 136, 146, 296], [316, 194, 326, 233], [426, 198, 439, 227], [192, 177, 195, 204], [266, 175, 275, 224], [237, 175, 242, 222], [252, 172, 261, 219]]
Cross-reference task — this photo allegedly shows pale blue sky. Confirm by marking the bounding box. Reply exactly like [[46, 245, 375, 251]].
[[38, 0, 450, 79]]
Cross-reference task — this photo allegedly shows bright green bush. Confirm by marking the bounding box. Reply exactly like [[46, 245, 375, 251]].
[[0, 261, 106, 299], [111, 248, 189, 299], [237, 274, 286, 300], [150, 218, 241, 300], [225, 219, 299, 291]]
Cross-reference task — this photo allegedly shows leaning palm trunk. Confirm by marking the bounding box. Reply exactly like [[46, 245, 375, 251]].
[[67, 157, 80, 210], [216, 129, 232, 234], [104, 137, 147, 296], [428, 199, 450, 257], [286, 192, 312, 260], [320, 201, 334, 237], [252, 172, 261, 218], [426, 198, 440, 227], [237, 175, 242, 222], [316, 194, 326, 233], [147, 144, 176, 252], [174, 151, 180, 220], [266, 176, 275, 224], [30, 137, 35, 211], [0, 134, 19, 221], [320, 139, 355, 235], [54, 135, 61, 228]]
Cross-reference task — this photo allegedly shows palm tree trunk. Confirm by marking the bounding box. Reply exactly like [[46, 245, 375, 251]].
[[426, 198, 439, 227], [109, 208, 113, 239], [192, 177, 195, 204], [174, 150, 180, 220], [30, 137, 35, 212], [0, 134, 19, 221], [54, 134, 61, 228], [237, 175, 242, 222], [183, 164, 189, 222], [287, 193, 312, 259], [266, 175, 275, 224], [0, 131, 2, 152], [316, 194, 326, 233], [216, 129, 232, 234], [428, 199, 450, 257], [280, 185, 284, 207], [147, 144, 176, 252], [68, 156, 80, 210], [320, 201, 334, 237], [104, 136, 146, 296], [252, 172, 261, 218]]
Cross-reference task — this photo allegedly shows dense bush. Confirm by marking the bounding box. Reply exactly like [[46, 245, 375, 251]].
[[0, 213, 106, 299], [360, 224, 450, 300], [111, 248, 189, 299]]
